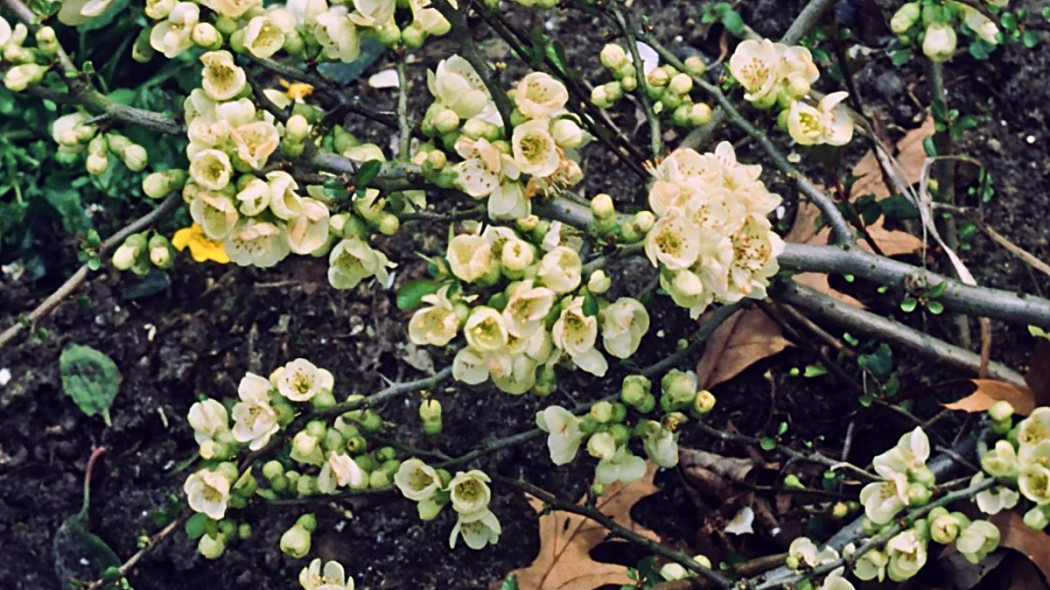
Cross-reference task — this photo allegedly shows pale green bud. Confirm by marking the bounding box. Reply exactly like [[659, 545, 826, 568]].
[[551, 118, 584, 149], [121, 144, 149, 172], [279, 524, 311, 558], [621, 375, 651, 407], [462, 118, 500, 141], [587, 270, 611, 295], [1024, 506, 1050, 531], [142, 169, 187, 199], [692, 389, 716, 416], [132, 27, 155, 63], [262, 460, 284, 481], [198, 532, 227, 559], [686, 103, 713, 126], [285, 114, 311, 142], [590, 400, 615, 424], [591, 85, 613, 108], [683, 55, 707, 76], [621, 76, 637, 92], [590, 193, 615, 219], [907, 482, 932, 507], [369, 469, 390, 488], [192, 22, 223, 49], [600, 43, 628, 70], [930, 513, 962, 544], [376, 22, 401, 46], [419, 399, 442, 422], [112, 241, 140, 271], [148, 234, 174, 268], [646, 67, 670, 87], [4, 64, 46, 92], [988, 401, 1014, 423], [923, 22, 957, 63], [668, 73, 693, 95], [35, 26, 58, 57], [433, 108, 461, 134], [891, 2, 921, 34]]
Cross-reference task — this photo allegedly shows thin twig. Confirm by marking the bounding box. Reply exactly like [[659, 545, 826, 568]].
[[396, 56, 411, 160], [609, 2, 662, 158], [0, 194, 182, 350]]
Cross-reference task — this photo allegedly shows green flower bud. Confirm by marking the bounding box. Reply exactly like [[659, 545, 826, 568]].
[[296, 513, 317, 532], [417, 497, 445, 520], [930, 513, 962, 544], [647, 67, 670, 87], [590, 482, 605, 497], [112, 241, 141, 271], [668, 73, 693, 96], [891, 2, 921, 34], [620, 76, 637, 92], [832, 502, 850, 519], [369, 469, 390, 488], [295, 474, 316, 496], [285, 114, 311, 143], [279, 524, 312, 558], [433, 108, 461, 135], [621, 375, 652, 407], [198, 531, 227, 559], [262, 460, 284, 481], [4, 64, 46, 92], [587, 270, 612, 295], [691, 389, 716, 416], [132, 28, 155, 63], [237, 523, 252, 540], [635, 393, 656, 414], [683, 56, 707, 76], [909, 465, 936, 488], [142, 169, 187, 199], [783, 474, 804, 490], [461, 118, 500, 142], [1024, 506, 1050, 531], [907, 482, 932, 507], [419, 399, 442, 422], [590, 193, 615, 219], [551, 118, 585, 149], [590, 400, 615, 423], [608, 423, 630, 446], [148, 234, 173, 268], [86, 153, 110, 176], [600, 43, 628, 70], [988, 401, 1014, 423], [423, 418, 443, 436], [661, 369, 697, 410], [357, 409, 384, 434], [376, 22, 401, 46], [192, 22, 223, 49]]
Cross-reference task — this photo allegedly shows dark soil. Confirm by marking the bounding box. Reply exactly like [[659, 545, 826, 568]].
[[2, 1, 1049, 589]]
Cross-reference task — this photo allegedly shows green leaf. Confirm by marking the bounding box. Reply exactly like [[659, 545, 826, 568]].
[[969, 39, 994, 60], [927, 280, 949, 298], [1022, 30, 1042, 48], [60, 344, 122, 426], [356, 159, 383, 187], [922, 136, 937, 157], [927, 300, 945, 315], [900, 296, 918, 313], [776, 421, 789, 436], [759, 437, 776, 451], [722, 10, 745, 36], [858, 343, 893, 378], [185, 513, 208, 540], [890, 48, 913, 66], [582, 291, 599, 317], [501, 575, 520, 590], [803, 364, 828, 378], [396, 279, 441, 311]]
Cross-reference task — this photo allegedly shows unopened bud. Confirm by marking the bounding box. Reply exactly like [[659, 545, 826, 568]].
[[668, 73, 693, 95], [590, 400, 615, 424], [891, 2, 921, 34], [587, 270, 611, 295], [419, 399, 442, 422], [551, 118, 584, 149], [433, 108, 461, 135], [148, 234, 173, 268], [285, 114, 310, 142], [600, 43, 628, 70], [590, 193, 615, 219], [988, 401, 1014, 423], [192, 23, 223, 49], [4, 64, 46, 92], [142, 169, 187, 198], [684, 55, 707, 76], [279, 524, 311, 558], [120, 144, 149, 171]]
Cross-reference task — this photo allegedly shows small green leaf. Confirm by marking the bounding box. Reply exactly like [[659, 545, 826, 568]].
[[922, 136, 937, 157], [60, 345, 122, 426], [900, 297, 918, 313], [926, 280, 949, 298], [355, 160, 383, 187], [927, 300, 945, 315], [760, 437, 776, 451], [843, 332, 860, 347], [185, 513, 208, 540], [858, 394, 874, 407], [1022, 30, 1041, 48], [722, 10, 745, 36], [582, 291, 599, 317], [803, 364, 828, 378], [501, 575, 520, 590], [396, 279, 441, 311], [776, 421, 789, 436]]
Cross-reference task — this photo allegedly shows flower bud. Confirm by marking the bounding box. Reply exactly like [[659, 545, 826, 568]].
[[551, 118, 584, 149], [687, 103, 713, 127], [587, 431, 617, 460], [923, 22, 957, 63], [661, 369, 697, 409], [279, 524, 311, 558], [369, 469, 390, 489], [35, 26, 58, 57], [832, 502, 850, 519], [684, 55, 707, 76], [142, 169, 187, 199], [292, 431, 319, 458], [621, 375, 651, 407], [660, 563, 688, 581], [930, 512, 962, 544], [148, 234, 174, 268], [692, 389, 716, 416], [668, 73, 693, 96], [192, 23, 223, 49], [4, 64, 46, 92], [590, 400, 615, 424], [590, 193, 615, 219], [461, 118, 500, 142], [600, 43, 628, 70], [285, 114, 310, 142], [988, 401, 1014, 423], [500, 239, 534, 274], [783, 474, 804, 490], [647, 67, 670, 87], [622, 211, 655, 242], [907, 482, 932, 507], [891, 2, 921, 34], [262, 460, 284, 481], [419, 399, 442, 422], [112, 241, 141, 271], [620, 76, 637, 92], [588, 270, 611, 295], [1024, 506, 1050, 531], [433, 108, 461, 135], [603, 81, 624, 102], [417, 498, 445, 521], [591, 85, 613, 108], [120, 144, 149, 171], [590, 482, 605, 497], [425, 149, 447, 170], [198, 532, 227, 559], [910, 465, 936, 488]]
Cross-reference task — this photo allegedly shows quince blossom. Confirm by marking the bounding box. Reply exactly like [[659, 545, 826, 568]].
[[184, 467, 232, 520], [448, 470, 492, 515], [600, 297, 650, 359], [300, 558, 356, 590], [786, 92, 854, 147], [409, 286, 461, 347], [536, 405, 585, 465], [231, 373, 280, 450], [328, 238, 394, 290], [450, 508, 501, 550], [886, 529, 927, 582], [275, 358, 334, 402], [318, 452, 365, 493], [394, 458, 444, 501], [552, 296, 607, 377]]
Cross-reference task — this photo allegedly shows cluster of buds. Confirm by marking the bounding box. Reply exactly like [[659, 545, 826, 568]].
[[783, 538, 856, 590], [890, 1, 1009, 62], [970, 404, 1050, 529], [729, 39, 853, 147], [407, 221, 650, 394], [533, 369, 715, 485], [593, 43, 714, 129], [51, 113, 148, 175], [182, 358, 403, 560], [0, 16, 59, 93], [182, 462, 257, 559], [112, 231, 175, 273], [420, 58, 589, 220], [644, 142, 784, 318], [394, 461, 502, 550]]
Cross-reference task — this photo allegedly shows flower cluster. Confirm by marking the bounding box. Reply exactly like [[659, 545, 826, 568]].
[[409, 222, 650, 392], [974, 404, 1050, 528], [182, 358, 403, 559], [534, 370, 716, 485], [644, 142, 784, 318], [0, 16, 59, 93], [299, 558, 356, 590], [785, 537, 856, 590], [890, 1, 1009, 62], [592, 44, 714, 129], [729, 39, 853, 147], [51, 112, 150, 176], [420, 58, 589, 219], [394, 461, 502, 550]]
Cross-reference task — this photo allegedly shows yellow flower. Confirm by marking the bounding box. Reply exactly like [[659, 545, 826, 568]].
[[172, 223, 230, 264], [279, 79, 315, 102]]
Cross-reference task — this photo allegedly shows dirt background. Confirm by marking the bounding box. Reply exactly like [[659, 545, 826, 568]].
[[2, 0, 1049, 589]]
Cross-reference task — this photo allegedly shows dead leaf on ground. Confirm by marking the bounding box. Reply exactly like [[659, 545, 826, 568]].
[[851, 117, 935, 200], [694, 309, 793, 390], [508, 464, 661, 590], [992, 510, 1050, 582], [942, 379, 1036, 416]]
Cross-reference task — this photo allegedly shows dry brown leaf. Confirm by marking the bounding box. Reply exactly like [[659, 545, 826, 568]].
[[695, 309, 793, 390], [992, 511, 1050, 582], [942, 379, 1036, 416], [509, 464, 661, 590], [851, 117, 935, 200]]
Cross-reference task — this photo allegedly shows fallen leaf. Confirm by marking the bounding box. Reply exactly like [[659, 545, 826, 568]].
[[509, 464, 661, 590], [942, 379, 1035, 416], [851, 117, 935, 200], [992, 510, 1050, 582], [695, 309, 792, 390], [724, 506, 754, 535]]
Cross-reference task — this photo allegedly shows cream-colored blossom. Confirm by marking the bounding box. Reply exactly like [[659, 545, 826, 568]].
[[600, 297, 649, 359], [449, 508, 501, 550], [394, 458, 443, 501], [299, 558, 356, 590], [853, 549, 887, 582], [276, 358, 334, 402], [315, 6, 361, 62], [536, 246, 582, 293], [189, 148, 233, 192], [729, 39, 782, 106], [188, 399, 229, 445], [236, 177, 271, 216], [886, 529, 927, 581], [1017, 407, 1050, 450], [503, 280, 555, 338], [224, 219, 290, 268], [243, 14, 287, 59], [58, 0, 117, 25], [198, 0, 259, 18], [536, 405, 584, 465], [725, 215, 783, 302], [149, 2, 199, 58], [200, 51, 247, 102], [328, 238, 394, 290], [286, 197, 331, 255], [787, 92, 854, 147], [515, 72, 568, 120], [349, 0, 395, 28], [463, 307, 509, 353], [645, 215, 702, 271], [923, 22, 957, 62], [640, 420, 678, 468], [266, 171, 304, 220], [231, 121, 280, 170], [448, 470, 492, 515], [409, 286, 460, 347], [956, 520, 1000, 565], [231, 373, 279, 450], [409, 0, 451, 36], [552, 296, 607, 377], [859, 472, 909, 525], [447, 234, 493, 283], [789, 537, 839, 569], [318, 452, 365, 493], [190, 192, 239, 240], [427, 55, 492, 120], [512, 119, 561, 178], [595, 444, 647, 484], [184, 468, 232, 520]]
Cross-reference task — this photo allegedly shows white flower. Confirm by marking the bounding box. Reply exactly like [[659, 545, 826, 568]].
[[726, 215, 783, 302], [448, 470, 492, 515], [394, 458, 443, 501], [488, 181, 530, 220], [787, 92, 854, 147], [286, 198, 331, 255], [231, 373, 280, 450], [819, 574, 855, 590], [922, 22, 957, 63], [972, 472, 1019, 515], [645, 215, 702, 271], [188, 399, 229, 445], [463, 307, 509, 353], [859, 472, 909, 525], [961, 6, 1000, 45], [640, 420, 678, 468], [190, 192, 239, 240], [514, 72, 568, 120], [200, 51, 247, 102], [729, 39, 782, 106], [512, 119, 561, 178], [315, 6, 361, 62], [243, 14, 287, 58], [328, 238, 394, 290], [536, 406, 584, 465], [450, 508, 501, 550], [956, 520, 1000, 565], [981, 439, 1019, 478], [595, 444, 647, 484], [873, 426, 931, 478], [189, 148, 233, 191], [503, 280, 555, 339], [149, 2, 199, 58], [452, 346, 506, 385], [275, 358, 333, 402], [885, 529, 927, 582], [184, 468, 232, 520], [299, 558, 356, 590], [224, 219, 290, 268], [409, 0, 451, 36], [788, 537, 839, 569], [428, 56, 493, 120], [318, 452, 365, 493], [350, 0, 395, 28], [447, 234, 493, 283], [230, 121, 280, 170], [536, 246, 582, 293], [600, 298, 649, 359], [853, 549, 887, 582], [409, 286, 461, 347], [0, 16, 12, 47], [552, 297, 607, 377], [1017, 408, 1050, 451]]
